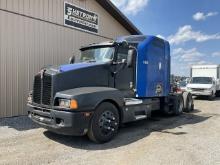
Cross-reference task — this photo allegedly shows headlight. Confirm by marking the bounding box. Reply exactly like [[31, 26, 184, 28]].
[[59, 99, 78, 109], [27, 96, 32, 103], [59, 99, 70, 108], [27, 91, 33, 103]]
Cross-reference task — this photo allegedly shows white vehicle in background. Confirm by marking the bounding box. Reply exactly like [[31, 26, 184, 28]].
[[187, 65, 220, 100], [179, 81, 188, 92], [187, 77, 217, 100]]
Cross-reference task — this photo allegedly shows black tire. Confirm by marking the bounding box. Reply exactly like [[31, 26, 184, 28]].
[[162, 95, 183, 116], [216, 91, 220, 97], [162, 104, 174, 116], [172, 94, 184, 115], [208, 91, 215, 101], [87, 102, 119, 143], [183, 92, 194, 112]]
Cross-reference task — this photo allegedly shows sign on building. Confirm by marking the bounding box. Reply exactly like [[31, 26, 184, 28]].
[[64, 2, 99, 34]]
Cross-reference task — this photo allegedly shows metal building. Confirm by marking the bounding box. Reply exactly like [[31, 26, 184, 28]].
[[0, 0, 141, 118]]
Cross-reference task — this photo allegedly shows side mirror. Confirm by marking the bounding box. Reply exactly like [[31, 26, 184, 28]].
[[69, 56, 75, 64], [127, 49, 136, 67]]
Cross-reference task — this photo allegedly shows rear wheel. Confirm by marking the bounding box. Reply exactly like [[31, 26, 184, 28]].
[[183, 92, 194, 112], [173, 94, 184, 115], [162, 95, 184, 116], [162, 104, 174, 116], [87, 102, 119, 143]]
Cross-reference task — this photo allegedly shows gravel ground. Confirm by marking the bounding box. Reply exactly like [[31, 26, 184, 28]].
[[0, 97, 220, 165]]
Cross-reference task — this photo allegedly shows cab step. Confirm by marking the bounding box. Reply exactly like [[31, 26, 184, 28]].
[[124, 98, 143, 106], [135, 115, 147, 120]]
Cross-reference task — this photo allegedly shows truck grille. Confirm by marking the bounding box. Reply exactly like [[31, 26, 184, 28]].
[[42, 75, 52, 105], [33, 74, 42, 104], [33, 74, 52, 105], [191, 88, 204, 92]]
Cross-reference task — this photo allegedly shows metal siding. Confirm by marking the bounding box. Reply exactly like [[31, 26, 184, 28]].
[[0, 0, 130, 118], [87, 0, 129, 37], [18, 0, 24, 14], [2, 0, 130, 37], [0, 0, 7, 9]]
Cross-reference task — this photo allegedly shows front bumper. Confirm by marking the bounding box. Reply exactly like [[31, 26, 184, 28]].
[[189, 91, 212, 96], [27, 104, 93, 136]]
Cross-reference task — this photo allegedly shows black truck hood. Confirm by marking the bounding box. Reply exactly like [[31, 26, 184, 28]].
[[48, 62, 111, 97]]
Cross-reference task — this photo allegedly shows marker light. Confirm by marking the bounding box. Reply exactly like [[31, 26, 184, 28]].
[[70, 99, 78, 109]]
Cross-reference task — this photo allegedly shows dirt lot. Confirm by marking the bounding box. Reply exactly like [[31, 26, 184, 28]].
[[0, 97, 220, 165]]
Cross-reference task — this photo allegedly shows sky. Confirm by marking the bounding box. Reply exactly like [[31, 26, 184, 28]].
[[110, 0, 220, 76]]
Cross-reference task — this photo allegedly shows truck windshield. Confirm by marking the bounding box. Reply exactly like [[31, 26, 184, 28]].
[[80, 47, 114, 63], [191, 77, 213, 84]]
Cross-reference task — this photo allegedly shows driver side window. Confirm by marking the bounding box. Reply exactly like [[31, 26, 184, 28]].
[[117, 47, 128, 62]]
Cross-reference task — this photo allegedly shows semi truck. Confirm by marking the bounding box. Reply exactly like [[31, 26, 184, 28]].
[[27, 35, 194, 143], [187, 65, 220, 100]]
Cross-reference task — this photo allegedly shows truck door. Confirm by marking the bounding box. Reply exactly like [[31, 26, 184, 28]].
[[114, 46, 135, 97]]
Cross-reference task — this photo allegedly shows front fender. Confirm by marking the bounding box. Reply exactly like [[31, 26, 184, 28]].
[[54, 87, 124, 112]]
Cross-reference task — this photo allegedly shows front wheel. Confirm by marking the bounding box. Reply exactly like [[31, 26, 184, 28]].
[[87, 102, 119, 143], [208, 91, 215, 101]]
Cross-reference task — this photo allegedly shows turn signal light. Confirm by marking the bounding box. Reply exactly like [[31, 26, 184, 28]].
[[70, 99, 78, 109]]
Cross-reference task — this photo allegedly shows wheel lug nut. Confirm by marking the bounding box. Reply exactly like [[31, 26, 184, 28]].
[[115, 122, 118, 126], [111, 128, 115, 131]]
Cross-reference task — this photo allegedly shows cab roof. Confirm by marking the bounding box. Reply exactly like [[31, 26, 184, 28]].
[[80, 35, 167, 50]]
